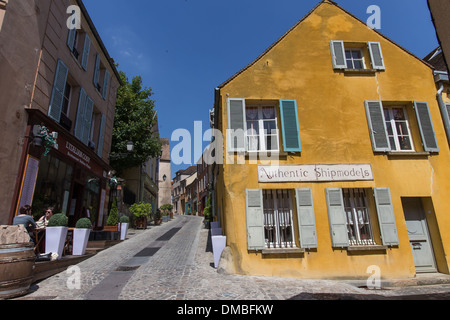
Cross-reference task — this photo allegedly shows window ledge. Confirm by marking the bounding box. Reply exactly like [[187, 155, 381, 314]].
[[387, 151, 430, 157], [343, 68, 378, 74], [262, 248, 305, 255], [347, 245, 388, 252]]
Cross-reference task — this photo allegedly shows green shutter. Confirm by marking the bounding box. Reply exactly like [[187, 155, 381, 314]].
[[97, 114, 106, 157], [93, 54, 100, 86], [325, 189, 349, 248], [75, 88, 87, 141], [227, 98, 246, 152], [102, 70, 110, 100], [295, 189, 318, 249], [330, 40, 347, 69], [48, 60, 69, 122], [81, 34, 91, 71], [374, 188, 399, 246], [365, 101, 390, 152], [414, 101, 439, 153], [245, 189, 265, 251], [280, 99, 302, 152], [368, 42, 385, 70], [67, 28, 76, 51]]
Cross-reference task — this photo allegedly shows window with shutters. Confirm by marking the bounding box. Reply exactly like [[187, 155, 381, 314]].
[[67, 28, 91, 71], [93, 55, 111, 100], [343, 189, 376, 246], [263, 190, 296, 249], [384, 107, 414, 152], [330, 41, 385, 71], [246, 106, 279, 152], [61, 82, 72, 116]]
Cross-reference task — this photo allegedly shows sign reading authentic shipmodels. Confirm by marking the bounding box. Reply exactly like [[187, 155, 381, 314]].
[[258, 164, 374, 183]]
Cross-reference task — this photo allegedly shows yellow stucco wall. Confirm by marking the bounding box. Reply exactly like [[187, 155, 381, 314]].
[[216, 1, 450, 279]]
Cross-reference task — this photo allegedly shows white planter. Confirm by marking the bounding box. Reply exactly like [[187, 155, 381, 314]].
[[72, 228, 91, 256], [45, 227, 68, 259], [212, 236, 227, 269], [119, 223, 129, 241]]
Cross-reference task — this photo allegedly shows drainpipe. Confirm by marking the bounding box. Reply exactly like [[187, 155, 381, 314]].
[[435, 71, 450, 145]]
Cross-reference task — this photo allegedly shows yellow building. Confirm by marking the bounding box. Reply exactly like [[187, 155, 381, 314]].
[[212, 0, 450, 280]]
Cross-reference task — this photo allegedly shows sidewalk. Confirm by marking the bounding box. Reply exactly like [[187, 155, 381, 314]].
[[18, 215, 450, 300]]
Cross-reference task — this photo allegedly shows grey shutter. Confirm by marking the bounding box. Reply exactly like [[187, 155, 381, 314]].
[[82, 96, 94, 146], [97, 114, 106, 157], [330, 40, 347, 69], [442, 103, 450, 144], [365, 101, 390, 152], [245, 189, 265, 251], [48, 59, 69, 122], [81, 34, 91, 71], [295, 189, 318, 249], [93, 54, 100, 86], [368, 42, 385, 70], [374, 188, 399, 246], [67, 28, 76, 51], [414, 101, 439, 153], [102, 70, 110, 99], [227, 98, 246, 152], [74, 88, 87, 141], [325, 189, 349, 248], [280, 99, 302, 152]]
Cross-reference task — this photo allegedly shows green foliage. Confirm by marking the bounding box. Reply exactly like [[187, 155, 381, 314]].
[[48, 213, 68, 227], [110, 70, 162, 173], [75, 218, 92, 229], [203, 194, 213, 222], [129, 202, 152, 219], [119, 216, 130, 223], [107, 198, 119, 226], [160, 204, 173, 213]]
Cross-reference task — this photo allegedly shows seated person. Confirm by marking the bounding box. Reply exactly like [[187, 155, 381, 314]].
[[13, 205, 36, 233], [36, 207, 54, 229]]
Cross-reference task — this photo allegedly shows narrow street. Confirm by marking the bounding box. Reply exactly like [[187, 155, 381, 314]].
[[19, 215, 450, 301]]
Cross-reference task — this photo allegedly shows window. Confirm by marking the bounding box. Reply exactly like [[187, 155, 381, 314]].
[[345, 49, 365, 69], [384, 107, 414, 151], [263, 190, 295, 249], [61, 82, 72, 116], [246, 106, 279, 152], [343, 189, 375, 246], [67, 28, 91, 70]]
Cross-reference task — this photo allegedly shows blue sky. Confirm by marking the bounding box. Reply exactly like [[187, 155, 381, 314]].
[[83, 0, 439, 179]]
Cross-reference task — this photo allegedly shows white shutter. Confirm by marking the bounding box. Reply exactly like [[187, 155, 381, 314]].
[[374, 188, 399, 246], [295, 189, 318, 249], [325, 188, 349, 248], [368, 42, 385, 70], [245, 189, 265, 250], [330, 40, 347, 69]]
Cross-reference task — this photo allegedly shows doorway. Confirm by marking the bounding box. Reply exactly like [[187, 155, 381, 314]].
[[402, 198, 437, 273]]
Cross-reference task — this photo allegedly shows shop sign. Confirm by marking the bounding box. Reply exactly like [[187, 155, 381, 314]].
[[258, 164, 374, 183], [64, 141, 92, 170]]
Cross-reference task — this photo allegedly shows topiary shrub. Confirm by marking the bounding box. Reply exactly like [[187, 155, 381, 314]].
[[75, 218, 92, 229], [47, 213, 68, 227], [107, 198, 119, 226], [119, 216, 130, 223]]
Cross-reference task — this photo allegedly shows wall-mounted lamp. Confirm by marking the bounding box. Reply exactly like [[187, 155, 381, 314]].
[[126, 141, 134, 152]]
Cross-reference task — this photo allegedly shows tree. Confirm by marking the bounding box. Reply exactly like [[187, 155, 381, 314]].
[[110, 70, 162, 173]]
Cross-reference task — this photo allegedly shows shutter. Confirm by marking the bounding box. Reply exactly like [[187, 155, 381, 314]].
[[295, 189, 318, 249], [75, 88, 87, 141], [93, 54, 100, 86], [330, 40, 347, 69], [81, 34, 91, 71], [67, 28, 76, 51], [102, 70, 110, 99], [48, 59, 69, 122], [414, 101, 439, 153], [227, 98, 246, 152], [364, 101, 390, 152], [97, 114, 106, 157], [83, 96, 94, 146], [368, 42, 385, 70], [442, 103, 450, 144], [374, 188, 399, 246], [245, 189, 265, 251], [280, 99, 302, 152], [325, 189, 349, 248]]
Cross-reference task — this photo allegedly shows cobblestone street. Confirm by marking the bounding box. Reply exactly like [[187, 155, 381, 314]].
[[19, 215, 450, 301]]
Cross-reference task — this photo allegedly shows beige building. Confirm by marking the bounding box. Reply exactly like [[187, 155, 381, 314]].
[[158, 138, 171, 208], [0, 0, 121, 227]]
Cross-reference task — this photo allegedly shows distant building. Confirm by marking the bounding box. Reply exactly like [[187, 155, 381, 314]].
[[171, 166, 196, 215], [0, 0, 121, 227]]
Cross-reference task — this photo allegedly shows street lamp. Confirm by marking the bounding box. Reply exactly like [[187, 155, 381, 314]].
[[126, 141, 134, 152]]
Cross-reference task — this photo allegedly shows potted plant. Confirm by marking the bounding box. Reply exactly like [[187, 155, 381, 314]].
[[203, 194, 213, 229], [119, 216, 130, 240], [161, 204, 173, 220], [130, 202, 151, 229], [45, 213, 69, 259], [105, 198, 119, 231], [154, 208, 162, 226], [73, 218, 92, 256]]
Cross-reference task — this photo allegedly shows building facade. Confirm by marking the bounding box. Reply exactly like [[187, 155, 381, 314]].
[[213, 0, 450, 279], [1, 0, 121, 227], [158, 138, 172, 208]]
